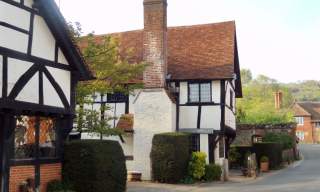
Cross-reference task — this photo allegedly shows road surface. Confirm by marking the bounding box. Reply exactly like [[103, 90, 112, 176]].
[[128, 144, 320, 192]]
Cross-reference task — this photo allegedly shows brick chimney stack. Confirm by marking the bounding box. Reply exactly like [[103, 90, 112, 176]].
[[274, 91, 283, 109], [143, 0, 167, 88]]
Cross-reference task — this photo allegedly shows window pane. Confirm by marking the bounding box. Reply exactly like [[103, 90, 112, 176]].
[[15, 116, 36, 159], [200, 83, 211, 102], [190, 134, 200, 152], [39, 118, 57, 158], [189, 84, 199, 102]]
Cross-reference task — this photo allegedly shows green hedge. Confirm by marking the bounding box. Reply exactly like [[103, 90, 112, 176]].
[[204, 164, 222, 181], [151, 133, 190, 183], [63, 140, 127, 192], [253, 142, 282, 169], [263, 132, 294, 150]]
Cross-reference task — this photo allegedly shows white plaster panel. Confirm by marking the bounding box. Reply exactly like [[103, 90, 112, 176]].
[[179, 106, 198, 128], [46, 66, 71, 103], [43, 75, 64, 108], [24, 0, 34, 8], [201, 106, 221, 130], [12, 0, 20, 3], [0, 55, 2, 97], [58, 48, 69, 65], [7, 58, 33, 95], [225, 107, 236, 129], [0, 1, 30, 30], [0, 26, 28, 53], [16, 72, 39, 103], [133, 89, 175, 180], [212, 81, 220, 103], [32, 15, 55, 61], [179, 82, 188, 104], [200, 134, 209, 163]]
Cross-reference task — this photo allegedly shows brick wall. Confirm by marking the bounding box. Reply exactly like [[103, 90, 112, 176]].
[[143, 0, 167, 88], [296, 116, 314, 143], [9, 163, 61, 192]]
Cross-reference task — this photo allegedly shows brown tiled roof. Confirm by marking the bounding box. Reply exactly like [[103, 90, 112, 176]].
[[116, 114, 134, 132], [294, 102, 320, 120], [80, 21, 242, 97]]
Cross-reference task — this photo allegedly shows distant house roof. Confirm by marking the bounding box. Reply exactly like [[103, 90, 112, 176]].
[[293, 102, 320, 120], [81, 21, 242, 97]]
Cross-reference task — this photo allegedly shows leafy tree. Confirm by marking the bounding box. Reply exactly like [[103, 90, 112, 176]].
[[68, 22, 146, 139], [240, 68, 253, 86]]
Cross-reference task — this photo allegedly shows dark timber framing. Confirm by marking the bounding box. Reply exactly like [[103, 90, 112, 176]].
[[0, 0, 91, 191]]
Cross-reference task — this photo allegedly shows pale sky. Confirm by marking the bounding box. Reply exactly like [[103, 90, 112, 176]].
[[55, 0, 320, 83]]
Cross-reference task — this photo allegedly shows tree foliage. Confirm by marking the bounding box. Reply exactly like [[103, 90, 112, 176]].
[[68, 22, 146, 138], [237, 69, 294, 124]]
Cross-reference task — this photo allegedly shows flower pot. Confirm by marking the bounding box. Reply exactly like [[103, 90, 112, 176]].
[[260, 162, 269, 172]]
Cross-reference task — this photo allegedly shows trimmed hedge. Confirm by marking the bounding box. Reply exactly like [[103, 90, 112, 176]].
[[204, 164, 222, 181], [253, 142, 282, 169], [151, 133, 190, 183], [263, 132, 294, 150], [63, 140, 127, 192]]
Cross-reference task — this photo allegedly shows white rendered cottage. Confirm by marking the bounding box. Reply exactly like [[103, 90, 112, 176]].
[[0, 0, 91, 191], [81, 0, 242, 180]]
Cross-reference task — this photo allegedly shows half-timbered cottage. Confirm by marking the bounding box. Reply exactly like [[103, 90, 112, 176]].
[[0, 0, 91, 191], [81, 0, 242, 180]]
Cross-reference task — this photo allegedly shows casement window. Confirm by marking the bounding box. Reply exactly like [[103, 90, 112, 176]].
[[295, 117, 304, 125], [188, 82, 211, 103], [14, 116, 58, 160], [190, 134, 200, 152]]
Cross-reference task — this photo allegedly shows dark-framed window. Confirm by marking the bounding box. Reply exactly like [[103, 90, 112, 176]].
[[13, 116, 59, 160], [107, 92, 128, 103], [188, 82, 212, 103], [190, 134, 200, 152]]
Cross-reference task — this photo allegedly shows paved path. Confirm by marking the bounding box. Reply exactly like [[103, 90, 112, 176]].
[[128, 144, 320, 192]]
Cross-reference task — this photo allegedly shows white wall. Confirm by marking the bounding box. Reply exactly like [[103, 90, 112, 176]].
[[58, 48, 69, 65], [179, 106, 198, 128], [200, 134, 209, 163], [0, 1, 30, 30], [212, 81, 220, 103], [224, 81, 236, 129], [43, 75, 64, 107], [201, 106, 221, 130], [179, 82, 188, 104], [32, 15, 56, 61], [133, 89, 175, 180], [0, 26, 29, 53]]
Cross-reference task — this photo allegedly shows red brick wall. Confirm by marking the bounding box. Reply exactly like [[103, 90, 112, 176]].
[[143, 0, 167, 88], [296, 116, 314, 143], [10, 165, 35, 192], [9, 163, 61, 192], [40, 163, 62, 192]]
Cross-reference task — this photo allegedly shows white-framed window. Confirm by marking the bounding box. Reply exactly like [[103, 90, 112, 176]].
[[295, 117, 304, 125], [188, 82, 211, 103], [296, 131, 305, 141]]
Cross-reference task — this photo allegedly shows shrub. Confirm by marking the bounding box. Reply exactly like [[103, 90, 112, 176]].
[[151, 133, 190, 183], [63, 140, 127, 192], [188, 152, 207, 180], [260, 156, 269, 162], [228, 147, 241, 164], [204, 164, 222, 181], [253, 142, 282, 169], [263, 132, 294, 150], [46, 180, 74, 192]]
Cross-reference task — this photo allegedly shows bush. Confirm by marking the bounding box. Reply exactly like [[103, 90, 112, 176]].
[[204, 164, 222, 181], [253, 142, 282, 169], [47, 180, 74, 192], [260, 156, 269, 162], [263, 132, 294, 150], [151, 133, 190, 183], [188, 152, 207, 180], [63, 140, 127, 192]]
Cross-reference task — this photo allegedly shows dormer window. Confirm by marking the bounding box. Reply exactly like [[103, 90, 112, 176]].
[[188, 82, 211, 103]]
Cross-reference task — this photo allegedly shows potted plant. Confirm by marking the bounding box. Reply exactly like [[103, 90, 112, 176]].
[[260, 156, 269, 172]]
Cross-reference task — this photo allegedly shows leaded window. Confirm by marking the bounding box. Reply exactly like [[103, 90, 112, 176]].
[[190, 134, 200, 152], [188, 82, 212, 103], [14, 116, 58, 160]]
